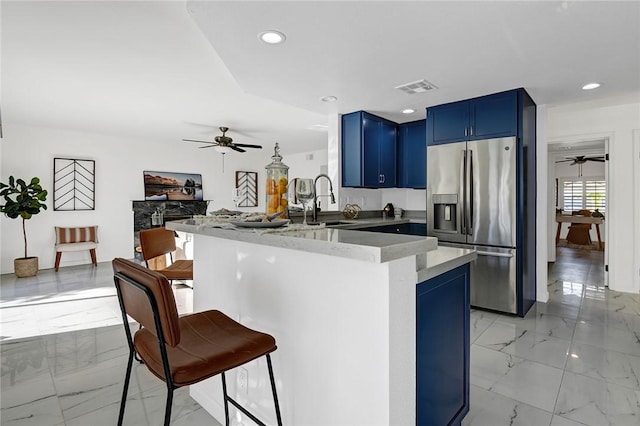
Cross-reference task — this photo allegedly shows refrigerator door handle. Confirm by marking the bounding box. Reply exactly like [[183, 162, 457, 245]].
[[467, 149, 473, 236], [476, 250, 514, 258], [460, 150, 467, 235], [467, 150, 473, 235]]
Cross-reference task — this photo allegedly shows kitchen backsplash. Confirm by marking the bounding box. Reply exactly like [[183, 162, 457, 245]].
[[340, 187, 426, 212]]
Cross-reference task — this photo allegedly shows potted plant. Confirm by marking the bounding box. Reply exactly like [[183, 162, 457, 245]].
[[0, 176, 48, 277]]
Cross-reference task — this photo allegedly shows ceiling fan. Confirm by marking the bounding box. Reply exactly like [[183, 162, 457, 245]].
[[183, 127, 263, 154], [555, 155, 605, 165], [555, 155, 605, 177]]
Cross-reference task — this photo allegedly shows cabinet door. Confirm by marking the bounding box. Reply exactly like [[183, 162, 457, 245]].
[[426, 101, 469, 145], [377, 120, 397, 187], [362, 114, 382, 187], [398, 120, 426, 188], [416, 264, 470, 426], [341, 111, 398, 188], [470, 91, 517, 140], [341, 112, 363, 187]]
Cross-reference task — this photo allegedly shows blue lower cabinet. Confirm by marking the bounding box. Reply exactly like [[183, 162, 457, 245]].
[[361, 223, 427, 236], [416, 264, 470, 426]]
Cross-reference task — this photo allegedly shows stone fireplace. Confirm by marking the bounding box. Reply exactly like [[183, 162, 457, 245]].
[[132, 200, 209, 260]]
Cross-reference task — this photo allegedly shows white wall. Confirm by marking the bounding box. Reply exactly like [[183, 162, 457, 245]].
[[0, 124, 277, 273], [545, 99, 640, 294]]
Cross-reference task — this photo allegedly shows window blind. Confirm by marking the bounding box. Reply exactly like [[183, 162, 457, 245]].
[[562, 179, 606, 213]]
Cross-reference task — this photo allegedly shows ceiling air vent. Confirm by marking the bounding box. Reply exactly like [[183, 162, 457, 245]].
[[394, 79, 437, 95]]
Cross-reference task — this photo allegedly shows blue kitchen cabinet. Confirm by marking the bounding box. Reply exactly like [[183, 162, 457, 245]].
[[342, 112, 363, 187], [427, 89, 517, 145], [426, 101, 469, 145], [416, 264, 470, 426], [342, 111, 397, 188], [360, 222, 427, 236], [398, 119, 426, 188]]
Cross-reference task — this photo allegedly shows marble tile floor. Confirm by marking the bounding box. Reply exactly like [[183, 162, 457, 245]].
[[1, 247, 639, 425], [0, 261, 213, 425], [465, 247, 640, 426], [0, 262, 193, 341]]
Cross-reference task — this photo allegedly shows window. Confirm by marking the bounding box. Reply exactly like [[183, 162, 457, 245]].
[[562, 178, 606, 213]]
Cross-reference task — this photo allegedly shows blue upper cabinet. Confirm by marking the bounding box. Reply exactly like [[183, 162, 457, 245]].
[[342, 111, 397, 188], [376, 119, 397, 188], [398, 119, 426, 188], [426, 101, 468, 145], [472, 90, 518, 139], [342, 112, 363, 187], [427, 90, 518, 145]]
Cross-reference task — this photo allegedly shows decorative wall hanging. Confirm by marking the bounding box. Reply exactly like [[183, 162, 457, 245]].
[[53, 158, 95, 211], [143, 171, 203, 201], [235, 171, 258, 207]]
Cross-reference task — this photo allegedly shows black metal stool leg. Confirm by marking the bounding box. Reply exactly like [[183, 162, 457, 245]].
[[163, 384, 174, 426], [267, 354, 283, 426], [221, 372, 230, 426], [117, 349, 135, 426]]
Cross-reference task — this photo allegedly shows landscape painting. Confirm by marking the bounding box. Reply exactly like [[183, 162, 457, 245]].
[[144, 171, 203, 201]]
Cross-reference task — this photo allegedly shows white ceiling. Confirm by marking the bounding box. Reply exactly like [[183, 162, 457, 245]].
[[3, 1, 640, 155]]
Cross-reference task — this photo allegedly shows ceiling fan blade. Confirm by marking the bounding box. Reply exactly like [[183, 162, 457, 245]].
[[183, 138, 213, 144], [555, 159, 575, 163], [570, 161, 577, 165], [587, 158, 605, 162], [233, 143, 263, 149], [198, 145, 217, 149], [231, 145, 246, 153]]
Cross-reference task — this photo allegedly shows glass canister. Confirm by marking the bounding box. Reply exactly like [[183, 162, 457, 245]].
[[264, 143, 289, 217]]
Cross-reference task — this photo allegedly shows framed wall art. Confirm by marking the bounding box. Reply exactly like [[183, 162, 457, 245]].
[[235, 171, 258, 207], [143, 170, 203, 201], [53, 158, 96, 211]]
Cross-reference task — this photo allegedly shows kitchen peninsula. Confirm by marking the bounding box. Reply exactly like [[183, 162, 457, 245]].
[[166, 218, 476, 425]]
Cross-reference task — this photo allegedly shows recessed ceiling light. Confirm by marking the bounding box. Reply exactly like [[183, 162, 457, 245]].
[[321, 96, 337, 102], [258, 30, 286, 44], [582, 83, 601, 90], [402, 108, 415, 114]]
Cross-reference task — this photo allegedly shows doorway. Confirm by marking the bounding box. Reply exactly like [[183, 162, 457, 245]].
[[548, 138, 608, 287]]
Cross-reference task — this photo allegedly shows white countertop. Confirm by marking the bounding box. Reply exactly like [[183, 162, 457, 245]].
[[418, 246, 477, 282], [167, 218, 437, 263]]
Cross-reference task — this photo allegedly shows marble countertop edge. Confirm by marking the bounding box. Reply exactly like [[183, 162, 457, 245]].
[[166, 219, 436, 264], [417, 247, 477, 282]]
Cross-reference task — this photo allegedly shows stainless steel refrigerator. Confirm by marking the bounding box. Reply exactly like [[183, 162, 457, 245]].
[[427, 137, 518, 314]]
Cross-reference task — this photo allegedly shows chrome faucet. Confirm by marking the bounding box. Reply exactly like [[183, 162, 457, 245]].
[[312, 174, 336, 223]]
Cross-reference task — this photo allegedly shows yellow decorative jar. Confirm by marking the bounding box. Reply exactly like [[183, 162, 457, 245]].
[[264, 143, 289, 217]]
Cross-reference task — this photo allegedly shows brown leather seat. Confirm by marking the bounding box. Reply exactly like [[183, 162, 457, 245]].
[[112, 258, 282, 426], [139, 227, 193, 281]]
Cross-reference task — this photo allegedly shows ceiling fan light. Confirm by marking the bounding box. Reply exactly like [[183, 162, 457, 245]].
[[214, 146, 231, 154]]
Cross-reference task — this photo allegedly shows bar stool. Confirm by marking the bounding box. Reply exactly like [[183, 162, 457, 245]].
[[112, 258, 282, 426], [138, 227, 193, 282]]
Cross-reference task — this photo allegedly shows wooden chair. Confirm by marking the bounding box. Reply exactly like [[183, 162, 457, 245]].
[[54, 226, 98, 271], [566, 210, 592, 245], [138, 227, 192, 282], [112, 258, 282, 426]]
